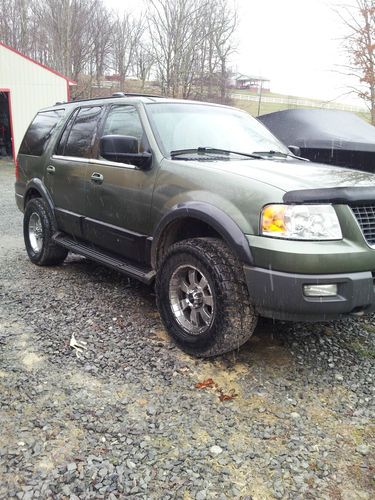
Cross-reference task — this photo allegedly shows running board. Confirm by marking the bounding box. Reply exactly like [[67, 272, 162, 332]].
[[53, 233, 156, 285]]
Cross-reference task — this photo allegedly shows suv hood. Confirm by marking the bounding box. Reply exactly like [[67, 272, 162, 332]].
[[190, 158, 375, 192]]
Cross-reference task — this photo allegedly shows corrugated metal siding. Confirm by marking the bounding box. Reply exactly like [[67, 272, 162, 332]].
[[0, 44, 69, 156]]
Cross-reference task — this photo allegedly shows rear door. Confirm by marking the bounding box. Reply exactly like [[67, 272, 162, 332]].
[[17, 109, 65, 199], [46, 106, 103, 238], [83, 104, 157, 263]]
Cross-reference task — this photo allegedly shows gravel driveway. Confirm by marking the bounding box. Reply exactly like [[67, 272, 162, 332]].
[[0, 160, 374, 499]]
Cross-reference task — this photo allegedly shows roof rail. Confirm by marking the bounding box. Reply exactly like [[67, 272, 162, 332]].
[[113, 92, 163, 98], [63, 92, 164, 105]]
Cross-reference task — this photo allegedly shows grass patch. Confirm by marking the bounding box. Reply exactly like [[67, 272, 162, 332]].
[[362, 322, 375, 334], [350, 340, 375, 360]]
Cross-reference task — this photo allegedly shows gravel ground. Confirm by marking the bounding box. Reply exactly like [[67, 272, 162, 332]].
[[0, 160, 374, 499]]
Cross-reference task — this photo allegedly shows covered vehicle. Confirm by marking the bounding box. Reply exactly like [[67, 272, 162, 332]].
[[258, 109, 375, 172]]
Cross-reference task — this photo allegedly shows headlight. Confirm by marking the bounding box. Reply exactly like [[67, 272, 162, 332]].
[[261, 204, 342, 240]]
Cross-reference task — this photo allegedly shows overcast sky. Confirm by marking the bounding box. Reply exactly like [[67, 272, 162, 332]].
[[106, 0, 360, 105]]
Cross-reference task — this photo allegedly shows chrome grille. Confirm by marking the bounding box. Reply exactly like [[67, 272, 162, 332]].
[[351, 205, 375, 246]]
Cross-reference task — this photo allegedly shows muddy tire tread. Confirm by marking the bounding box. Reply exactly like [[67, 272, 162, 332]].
[[156, 237, 257, 357]]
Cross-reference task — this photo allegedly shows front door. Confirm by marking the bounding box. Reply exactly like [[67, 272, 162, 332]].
[[83, 104, 157, 263]]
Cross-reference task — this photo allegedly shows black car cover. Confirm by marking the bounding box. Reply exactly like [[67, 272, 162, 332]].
[[258, 109, 375, 172]]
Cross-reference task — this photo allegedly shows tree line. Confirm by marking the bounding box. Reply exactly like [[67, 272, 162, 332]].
[[338, 0, 375, 124], [0, 0, 238, 102], [1, 0, 373, 119]]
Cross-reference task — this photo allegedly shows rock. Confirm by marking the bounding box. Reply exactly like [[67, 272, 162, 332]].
[[290, 412, 301, 419], [98, 467, 108, 477], [210, 445, 223, 455], [356, 444, 370, 456], [196, 491, 207, 500], [147, 406, 156, 416]]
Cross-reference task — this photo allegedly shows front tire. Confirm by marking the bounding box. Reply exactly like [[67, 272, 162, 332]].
[[23, 198, 68, 266], [156, 237, 258, 357]]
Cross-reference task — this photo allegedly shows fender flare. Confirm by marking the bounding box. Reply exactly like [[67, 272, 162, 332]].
[[24, 178, 55, 214], [151, 201, 254, 268]]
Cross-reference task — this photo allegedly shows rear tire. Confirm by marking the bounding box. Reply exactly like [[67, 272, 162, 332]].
[[23, 198, 68, 266], [156, 237, 258, 357]]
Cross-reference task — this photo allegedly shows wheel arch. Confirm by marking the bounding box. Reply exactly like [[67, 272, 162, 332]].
[[151, 202, 254, 268], [24, 178, 54, 213]]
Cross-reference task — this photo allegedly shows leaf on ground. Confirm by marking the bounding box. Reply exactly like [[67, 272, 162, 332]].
[[195, 378, 215, 389], [218, 388, 238, 402]]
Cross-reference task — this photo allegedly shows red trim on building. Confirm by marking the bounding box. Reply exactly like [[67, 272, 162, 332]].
[[0, 88, 16, 168], [0, 41, 76, 87]]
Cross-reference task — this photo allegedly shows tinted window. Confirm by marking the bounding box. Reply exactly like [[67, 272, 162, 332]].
[[102, 105, 144, 143], [64, 106, 102, 158], [55, 108, 79, 155], [19, 110, 64, 156]]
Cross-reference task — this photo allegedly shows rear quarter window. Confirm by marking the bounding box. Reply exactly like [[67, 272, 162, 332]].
[[19, 109, 64, 156]]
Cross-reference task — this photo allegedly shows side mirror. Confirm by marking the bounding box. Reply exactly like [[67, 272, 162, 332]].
[[100, 135, 152, 169], [288, 145, 301, 157]]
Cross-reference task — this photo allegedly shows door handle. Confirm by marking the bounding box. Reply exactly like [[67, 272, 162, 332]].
[[91, 172, 104, 184], [46, 165, 55, 174]]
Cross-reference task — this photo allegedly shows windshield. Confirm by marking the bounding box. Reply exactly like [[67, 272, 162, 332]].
[[146, 102, 289, 158]]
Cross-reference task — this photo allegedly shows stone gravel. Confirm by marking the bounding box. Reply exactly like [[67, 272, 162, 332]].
[[0, 161, 374, 499]]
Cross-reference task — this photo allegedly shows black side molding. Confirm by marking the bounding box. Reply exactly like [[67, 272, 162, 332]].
[[283, 186, 375, 205], [151, 201, 254, 267]]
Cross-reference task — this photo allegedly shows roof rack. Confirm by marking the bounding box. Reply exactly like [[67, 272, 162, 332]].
[[61, 92, 164, 105]]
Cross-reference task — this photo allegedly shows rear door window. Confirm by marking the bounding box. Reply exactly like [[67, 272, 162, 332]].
[[60, 106, 102, 158], [55, 108, 79, 156], [19, 109, 64, 156]]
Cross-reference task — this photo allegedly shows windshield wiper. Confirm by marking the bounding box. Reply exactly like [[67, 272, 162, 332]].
[[252, 150, 309, 161], [170, 147, 263, 160]]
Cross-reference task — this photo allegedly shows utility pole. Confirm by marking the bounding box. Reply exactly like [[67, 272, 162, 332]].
[[257, 78, 263, 116]]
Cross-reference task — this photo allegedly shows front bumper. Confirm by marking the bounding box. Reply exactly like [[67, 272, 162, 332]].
[[243, 266, 375, 321]]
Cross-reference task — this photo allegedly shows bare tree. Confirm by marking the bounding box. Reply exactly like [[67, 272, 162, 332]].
[[135, 43, 155, 91], [211, 0, 237, 101], [0, 0, 238, 101], [90, 2, 113, 88], [338, 0, 375, 123], [146, 0, 237, 101], [32, 0, 98, 80], [194, 0, 237, 102], [112, 13, 144, 90], [147, 0, 208, 97], [0, 0, 31, 52]]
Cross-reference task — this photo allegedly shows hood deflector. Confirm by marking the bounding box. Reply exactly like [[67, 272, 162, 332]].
[[283, 186, 375, 205]]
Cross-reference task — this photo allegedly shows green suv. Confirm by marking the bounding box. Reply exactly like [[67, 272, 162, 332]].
[[15, 94, 375, 357]]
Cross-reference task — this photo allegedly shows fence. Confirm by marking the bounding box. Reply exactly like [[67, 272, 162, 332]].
[[230, 93, 365, 113]]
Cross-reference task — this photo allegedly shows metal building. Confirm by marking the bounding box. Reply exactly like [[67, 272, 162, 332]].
[[0, 42, 75, 161]]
